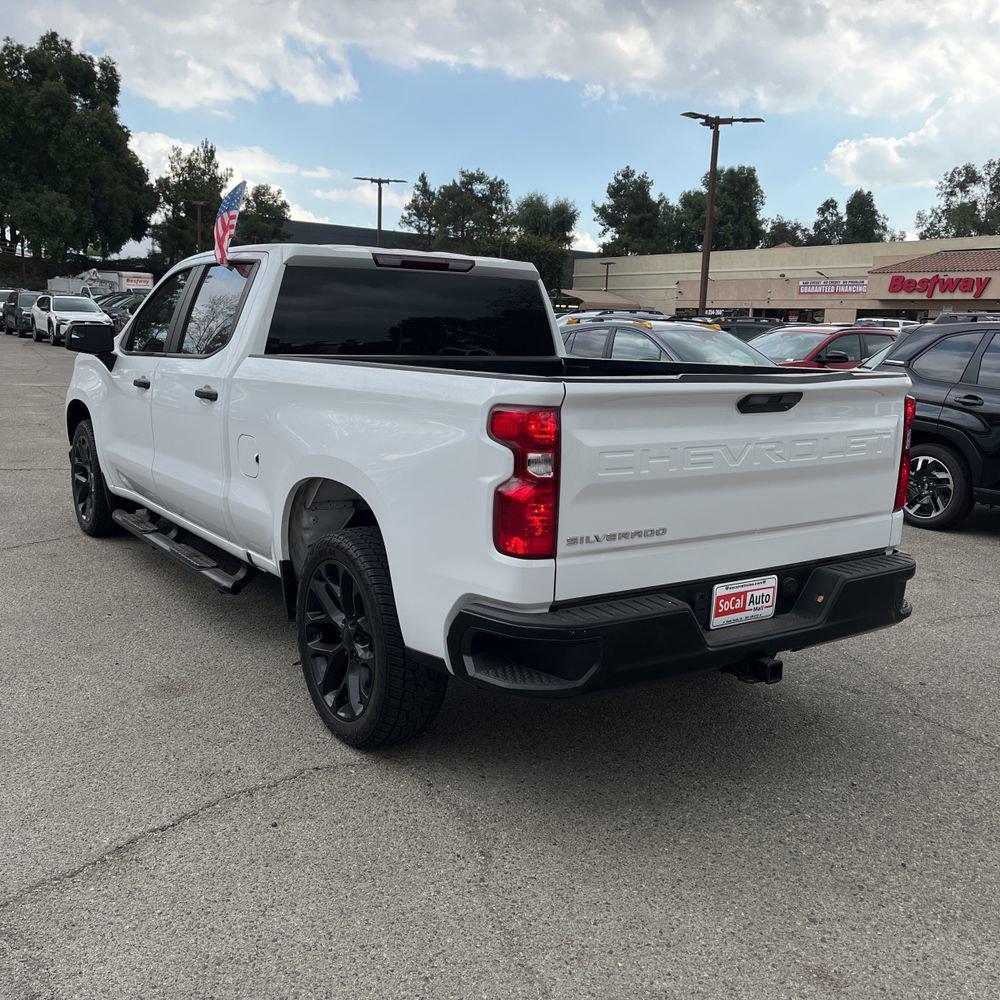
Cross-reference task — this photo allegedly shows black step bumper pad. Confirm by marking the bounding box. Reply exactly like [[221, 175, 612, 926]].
[[447, 552, 915, 694]]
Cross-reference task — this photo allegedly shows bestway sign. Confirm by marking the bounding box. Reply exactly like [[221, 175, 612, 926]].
[[888, 274, 992, 299]]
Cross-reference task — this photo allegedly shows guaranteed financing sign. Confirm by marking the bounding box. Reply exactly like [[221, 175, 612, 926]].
[[798, 278, 868, 295], [887, 274, 992, 299]]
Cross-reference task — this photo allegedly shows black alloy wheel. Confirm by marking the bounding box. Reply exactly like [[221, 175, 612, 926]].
[[296, 528, 447, 748], [71, 429, 97, 526], [902, 443, 973, 530], [303, 558, 375, 722]]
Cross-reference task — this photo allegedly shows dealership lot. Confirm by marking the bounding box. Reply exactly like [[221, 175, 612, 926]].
[[0, 333, 998, 999]]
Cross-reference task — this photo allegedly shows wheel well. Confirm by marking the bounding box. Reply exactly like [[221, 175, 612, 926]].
[[66, 399, 91, 443], [285, 478, 378, 577], [910, 427, 977, 480]]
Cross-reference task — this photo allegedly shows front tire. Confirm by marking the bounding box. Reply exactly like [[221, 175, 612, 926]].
[[49, 323, 59, 346], [297, 528, 447, 748], [904, 443, 974, 530], [31, 320, 42, 342], [70, 420, 118, 537]]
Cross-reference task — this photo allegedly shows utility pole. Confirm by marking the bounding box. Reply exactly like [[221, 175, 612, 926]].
[[354, 176, 407, 247], [192, 201, 206, 252], [681, 112, 764, 314], [600, 260, 616, 291]]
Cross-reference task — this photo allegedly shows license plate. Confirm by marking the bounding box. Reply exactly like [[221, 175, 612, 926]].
[[709, 574, 778, 629]]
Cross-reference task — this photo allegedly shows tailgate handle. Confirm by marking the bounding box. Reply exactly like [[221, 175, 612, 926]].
[[737, 392, 802, 414]]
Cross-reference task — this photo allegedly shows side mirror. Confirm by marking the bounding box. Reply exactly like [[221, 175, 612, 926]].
[[65, 322, 116, 355], [822, 350, 850, 363]]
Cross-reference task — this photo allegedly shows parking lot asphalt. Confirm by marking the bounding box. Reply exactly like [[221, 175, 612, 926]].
[[0, 331, 998, 1000]]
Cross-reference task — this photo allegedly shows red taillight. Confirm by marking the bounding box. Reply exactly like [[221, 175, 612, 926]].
[[489, 406, 560, 558], [894, 394, 917, 512]]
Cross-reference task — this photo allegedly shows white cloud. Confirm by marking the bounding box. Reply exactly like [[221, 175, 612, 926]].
[[14, 1, 997, 196], [313, 183, 412, 209], [571, 230, 599, 252], [287, 204, 332, 225]]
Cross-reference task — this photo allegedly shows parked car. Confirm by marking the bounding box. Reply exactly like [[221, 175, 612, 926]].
[[750, 324, 898, 368], [64, 244, 915, 748], [854, 317, 921, 332], [3, 290, 42, 336], [30, 294, 113, 345], [868, 322, 1000, 529], [563, 319, 774, 366], [716, 317, 783, 342], [931, 311, 1000, 324], [102, 291, 149, 331]]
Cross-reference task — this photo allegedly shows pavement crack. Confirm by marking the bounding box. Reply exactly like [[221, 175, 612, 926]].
[[0, 763, 340, 913], [0, 535, 77, 554]]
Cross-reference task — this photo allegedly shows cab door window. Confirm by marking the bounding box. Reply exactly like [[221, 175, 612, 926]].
[[175, 263, 255, 356], [124, 270, 191, 354], [911, 333, 983, 383]]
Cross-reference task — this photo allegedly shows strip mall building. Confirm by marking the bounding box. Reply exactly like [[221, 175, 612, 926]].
[[569, 235, 1000, 323]]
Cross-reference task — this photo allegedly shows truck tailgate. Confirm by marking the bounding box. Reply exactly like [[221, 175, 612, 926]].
[[556, 373, 908, 603]]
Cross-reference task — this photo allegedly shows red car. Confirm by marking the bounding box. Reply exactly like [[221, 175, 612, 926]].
[[750, 325, 898, 369]]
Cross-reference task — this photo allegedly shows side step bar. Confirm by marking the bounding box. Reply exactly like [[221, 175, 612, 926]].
[[112, 508, 257, 595]]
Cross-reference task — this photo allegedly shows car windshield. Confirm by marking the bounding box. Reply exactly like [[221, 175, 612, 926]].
[[18, 292, 40, 306], [654, 325, 775, 366], [751, 328, 830, 361], [53, 296, 100, 312]]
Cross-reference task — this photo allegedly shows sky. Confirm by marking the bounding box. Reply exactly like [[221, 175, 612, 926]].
[[6, 0, 1000, 252]]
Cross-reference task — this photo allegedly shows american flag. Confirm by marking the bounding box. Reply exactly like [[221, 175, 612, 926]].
[[214, 181, 247, 266]]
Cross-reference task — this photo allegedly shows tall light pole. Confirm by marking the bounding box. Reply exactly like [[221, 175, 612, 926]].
[[354, 176, 407, 247], [681, 112, 764, 315], [600, 260, 616, 291]]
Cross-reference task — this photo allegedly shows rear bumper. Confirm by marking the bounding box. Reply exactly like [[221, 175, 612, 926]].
[[447, 552, 915, 694]]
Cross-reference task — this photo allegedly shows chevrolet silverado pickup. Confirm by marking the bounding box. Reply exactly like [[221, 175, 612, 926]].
[[64, 244, 916, 747]]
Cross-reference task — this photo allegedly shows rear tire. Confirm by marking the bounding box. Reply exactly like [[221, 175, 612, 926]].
[[70, 420, 118, 537], [903, 443, 973, 530], [297, 528, 447, 748]]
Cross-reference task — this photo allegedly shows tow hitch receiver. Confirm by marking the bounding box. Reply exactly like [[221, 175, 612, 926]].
[[724, 655, 783, 685]]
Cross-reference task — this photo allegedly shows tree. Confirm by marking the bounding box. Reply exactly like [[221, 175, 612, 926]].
[[509, 193, 579, 290], [150, 140, 232, 265], [237, 184, 290, 244], [0, 32, 155, 258], [665, 165, 766, 252], [709, 166, 766, 250], [915, 161, 1000, 238], [843, 188, 894, 243], [399, 171, 437, 249], [514, 192, 579, 245], [810, 197, 845, 245], [762, 216, 812, 247], [592, 166, 664, 255], [431, 168, 512, 256]]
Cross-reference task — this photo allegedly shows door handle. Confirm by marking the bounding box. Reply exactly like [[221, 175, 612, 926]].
[[133, 377, 150, 390], [194, 385, 219, 402], [955, 394, 984, 407]]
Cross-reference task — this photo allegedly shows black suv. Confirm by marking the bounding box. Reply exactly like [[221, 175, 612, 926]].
[[872, 323, 1000, 528]]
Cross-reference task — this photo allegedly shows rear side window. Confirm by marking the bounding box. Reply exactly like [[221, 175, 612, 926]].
[[863, 333, 895, 355], [911, 333, 982, 382], [126, 270, 190, 354], [611, 327, 661, 360], [176, 263, 253, 355], [977, 334, 1000, 389], [567, 325, 611, 358], [266, 265, 555, 357], [825, 333, 862, 361]]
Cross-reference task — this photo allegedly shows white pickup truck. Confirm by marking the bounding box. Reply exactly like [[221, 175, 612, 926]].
[[64, 244, 916, 747]]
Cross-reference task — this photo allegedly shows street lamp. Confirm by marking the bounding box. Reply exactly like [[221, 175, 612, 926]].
[[600, 260, 616, 291], [354, 176, 407, 247], [681, 111, 765, 314]]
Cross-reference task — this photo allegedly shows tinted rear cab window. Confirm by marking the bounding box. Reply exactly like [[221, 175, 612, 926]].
[[265, 265, 555, 357]]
